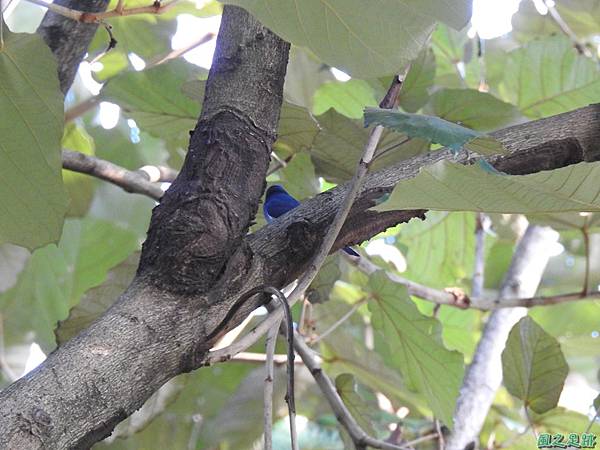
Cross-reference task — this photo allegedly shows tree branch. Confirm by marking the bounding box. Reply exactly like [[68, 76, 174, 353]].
[[294, 332, 407, 450], [62, 149, 165, 200], [446, 225, 560, 450], [37, 0, 110, 94], [26, 0, 179, 23]]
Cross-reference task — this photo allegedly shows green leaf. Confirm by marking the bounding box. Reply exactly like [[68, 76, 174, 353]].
[[221, 0, 472, 78], [369, 48, 436, 113], [427, 88, 520, 131], [501, 316, 569, 414], [55, 253, 139, 346], [364, 107, 505, 155], [62, 123, 96, 217], [319, 324, 427, 413], [313, 80, 378, 119], [306, 254, 341, 304], [398, 48, 436, 113], [430, 23, 470, 88], [532, 407, 600, 434], [498, 36, 600, 118], [102, 60, 203, 151], [374, 160, 600, 214], [396, 212, 475, 289], [202, 367, 287, 447], [313, 109, 429, 183], [283, 46, 336, 110], [368, 271, 464, 426], [0, 218, 138, 352], [0, 27, 67, 249], [275, 102, 320, 157], [335, 373, 377, 443]]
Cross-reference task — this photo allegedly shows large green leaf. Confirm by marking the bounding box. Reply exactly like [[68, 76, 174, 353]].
[[0, 26, 67, 249], [427, 88, 520, 131], [375, 160, 600, 214], [396, 212, 475, 289], [364, 107, 505, 155], [283, 46, 336, 110], [398, 48, 436, 113], [313, 80, 378, 119], [498, 36, 600, 118], [102, 60, 203, 151], [0, 218, 138, 352], [368, 271, 464, 427], [312, 109, 429, 183], [221, 0, 472, 78], [501, 317, 569, 414], [55, 253, 139, 346], [274, 103, 320, 156], [306, 254, 341, 304]]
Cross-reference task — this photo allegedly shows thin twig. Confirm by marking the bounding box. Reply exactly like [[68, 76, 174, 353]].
[[582, 221, 590, 296], [295, 333, 407, 450], [24, 0, 180, 23], [472, 213, 487, 298], [147, 32, 215, 67], [373, 137, 411, 162], [403, 433, 440, 448], [435, 419, 445, 450], [310, 299, 366, 344], [542, 0, 591, 56], [231, 352, 303, 365], [206, 286, 297, 450], [64, 97, 100, 123], [353, 254, 600, 310], [263, 321, 280, 450], [62, 149, 164, 200]]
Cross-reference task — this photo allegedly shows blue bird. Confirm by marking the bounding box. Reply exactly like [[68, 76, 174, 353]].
[[263, 185, 360, 257]]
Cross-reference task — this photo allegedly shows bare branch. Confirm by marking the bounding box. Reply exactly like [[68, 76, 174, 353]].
[[62, 149, 165, 200], [446, 225, 560, 450], [472, 213, 487, 298], [294, 332, 407, 450], [25, 0, 180, 23], [263, 321, 279, 450]]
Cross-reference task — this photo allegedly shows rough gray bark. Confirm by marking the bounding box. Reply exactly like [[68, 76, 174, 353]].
[[446, 225, 560, 450], [37, 0, 110, 94]]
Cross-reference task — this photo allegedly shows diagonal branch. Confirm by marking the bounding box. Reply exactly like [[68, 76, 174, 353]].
[[446, 224, 560, 450], [62, 149, 165, 200], [294, 332, 407, 450]]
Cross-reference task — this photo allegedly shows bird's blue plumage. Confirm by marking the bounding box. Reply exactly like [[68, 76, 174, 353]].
[[263, 185, 359, 257]]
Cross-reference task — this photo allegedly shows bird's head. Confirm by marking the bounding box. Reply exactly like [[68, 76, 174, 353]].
[[265, 184, 287, 198]]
